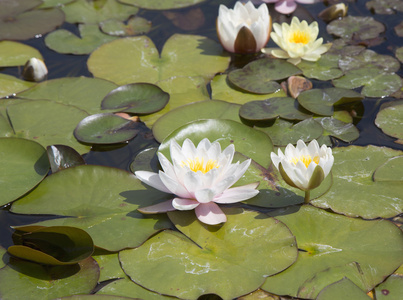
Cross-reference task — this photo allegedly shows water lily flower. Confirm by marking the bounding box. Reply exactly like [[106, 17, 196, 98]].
[[263, 0, 316, 15], [270, 139, 333, 203], [217, 1, 272, 54], [135, 138, 259, 225], [270, 16, 332, 65], [22, 57, 48, 82]]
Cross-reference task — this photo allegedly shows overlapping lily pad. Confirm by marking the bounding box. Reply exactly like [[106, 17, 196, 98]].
[[88, 34, 230, 85], [92, 252, 126, 282], [118, 0, 207, 10], [38, 0, 75, 9], [316, 278, 372, 300], [0, 138, 49, 207], [327, 16, 385, 41], [119, 208, 298, 300], [0, 41, 43, 67], [297, 54, 343, 81], [375, 100, 403, 141], [338, 50, 400, 73], [315, 117, 359, 142], [261, 205, 403, 298], [10, 165, 172, 251], [366, 0, 403, 14], [374, 275, 403, 299], [47, 145, 86, 173], [100, 16, 151, 36], [0, 74, 35, 98]]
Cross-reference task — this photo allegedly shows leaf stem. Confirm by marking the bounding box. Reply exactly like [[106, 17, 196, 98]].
[[304, 190, 310, 204]]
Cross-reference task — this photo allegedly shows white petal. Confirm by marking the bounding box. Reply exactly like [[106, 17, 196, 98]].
[[183, 171, 203, 195], [135, 171, 172, 194], [172, 198, 200, 210], [195, 189, 215, 203], [214, 182, 259, 203], [157, 152, 176, 180], [159, 171, 191, 198]]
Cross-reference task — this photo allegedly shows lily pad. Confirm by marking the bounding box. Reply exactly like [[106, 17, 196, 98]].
[[0, 0, 65, 41], [311, 145, 403, 219], [88, 34, 230, 85], [10, 165, 172, 251], [315, 117, 359, 142], [297, 88, 363, 116], [119, 208, 298, 300], [366, 0, 403, 14], [239, 97, 312, 121], [92, 252, 126, 282], [327, 16, 385, 41], [118, 0, 207, 10], [396, 47, 403, 63], [0, 137, 49, 207], [297, 54, 343, 81], [100, 16, 151, 36], [47, 145, 86, 173], [130, 147, 159, 174], [0, 41, 43, 67], [375, 100, 403, 140], [261, 205, 403, 298], [158, 119, 274, 168], [0, 74, 35, 98], [228, 58, 301, 94], [74, 113, 140, 144], [338, 50, 400, 73], [38, 0, 75, 9], [316, 278, 372, 300], [101, 83, 169, 115], [374, 275, 403, 299], [152, 100, 241, 143], [45, 24, 118, 55], [395, 21, 403, 37]]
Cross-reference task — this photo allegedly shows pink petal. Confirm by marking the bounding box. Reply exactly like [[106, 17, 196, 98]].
[[195, 202, 227, 225], [275, 0, 297, 14], [172, 198, 200, 210], [137, 199, 175, 214], [214, 182, 260, 203]]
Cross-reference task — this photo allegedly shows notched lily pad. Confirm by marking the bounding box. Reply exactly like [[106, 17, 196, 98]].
[[101, 83, 169, 115], [100, 16, 151, 36], [327, 16, 385, 41], [373, 156, 403, 182], [316, 277, 372, 300], [374, 274, 403, 299], [47, 144, 86, 173], [297, 54, 343, 81], [315, 117, 359, 142], [375, 100, 403, 141], [0, 74, 35, 98], [228, 58, 301, 94], [366, 0, 403, 14], [118, 0, 207, 10]]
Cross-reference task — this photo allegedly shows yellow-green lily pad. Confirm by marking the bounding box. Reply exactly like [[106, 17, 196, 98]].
[[0, 41, 43, 67], [316, 277, 372, 300], [0, 74, 35, 98], [118, 0, 207, 10], [100, 16, 151, 37], [375, 100, 403, 140]]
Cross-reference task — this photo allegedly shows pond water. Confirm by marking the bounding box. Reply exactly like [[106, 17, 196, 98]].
[[1, 0, 403, 299]]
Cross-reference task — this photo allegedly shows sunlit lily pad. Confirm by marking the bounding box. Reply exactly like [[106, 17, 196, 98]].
[[366, 0, 403, 14], [74, 113, 140, 144], [0, 0, 65, 41], [45, 24, 118, 55], [0, 74, 35, 98], [0, 256, 99, 299], [315, 117, 359, 142], [119, 208, 298, 300], [338, 50, 400, 73], [373, 156, 403, 182], [0, 41, 42, 67], [159, 119, 273, 168], [92, 252, 126, 282], [101, 83, 169, 114], [47, 145, 85, 173], [316, 278, 372, 300], [297, 88, 363, 116], [311, 145, 403, 219], [261, 205, 403, 298], [228, 58, 301, 94], [38, 0, 75, 9], [88, 34, 230, 85], [327, 16, 385, 41], [297, 54, 343, 81], [0, 138, 49, 207], [11, 165, 172, 251], [374, 274, 403, 299], [375, 100, 403, 141], [62, 0, 138, 24], [239, 97, 312, 121], [118, 0, 207, 10], [100, 16, 151, 36]]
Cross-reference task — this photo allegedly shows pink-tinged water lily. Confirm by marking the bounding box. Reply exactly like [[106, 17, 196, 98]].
[[217, 1, 271, 54], [135, 139, 259, 225], [270, 16, 332, 65], [263, 0, 316, 15], [270, 139, 333, 203]]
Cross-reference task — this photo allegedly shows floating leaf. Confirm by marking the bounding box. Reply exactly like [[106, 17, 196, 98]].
[[262, 205, 403, 298], [118, 0, 207, 10], [130, 147, 159, 174], [395, 21, 403, 37], [100, 16, 151, 37], [338, 50, 400, 73], [239, 97, 312, 121], [92, 252, 126, 282], [316, 278, 372, 300], [47, 145, 85, 173], [0, 138, 49, 206], [45, 24, 118, 55], [297, 54, 343, 81], [366, 0, 403, 14], [396, 47, 403, 63], [228, 58, 301, 94], [163, 8, 205, 31], [0, 74, 35, 98], [0, 41, 43, 67], [38, 0, 75, 9], [88, 34, 230, 85], [375, 100, 403, 140], [315, 117, 359, 142], [373, 156, 403, 182], [119, 208, 298, 300], [327, 16, 385, 41], [101, 83, 169, 115], [374, 274, 403, 299], [74, 113, 140, 144], [10, 165, 172, 251]]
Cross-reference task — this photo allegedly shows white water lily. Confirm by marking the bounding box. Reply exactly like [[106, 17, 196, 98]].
[[270, 139, 333, 203], [135, 138, 259, 225], [270, 17, 331, 65], [217, 1, 271, 54], [22, 57, 48, 82]]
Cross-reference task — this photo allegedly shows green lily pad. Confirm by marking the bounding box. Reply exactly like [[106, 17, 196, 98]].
[[62, 0, 138, 24], [374, 275, 403, 299], [159, 119, 273, 168], [45, 24, 118, 55], [297, 54, 343, 81], [119, 208, 298, 300], [0, 137, 49, 206], [338, 50, 400, 73], [101, 83, 169, 115], [311, 145, 403, 219], [327, 16, 385, 41], [261, 205, 403, 298], [297, 88, 363, 116], [239, 97, 312, 121], [0, 256, 99, 299], [130, 147, 159, 174], [255, 118, 323, 146], [315, 117, 359, 142], [0, 0, 65, 41], [100, 16, 151, 37], [18, 77, 119, 115], [375, 100, 403, 140], [6, 99, 90, 154], [9, 226, 94, 265], [396, 47, 403, 63], [366, 0, 403, 14], [152, 100, 241, 143], [38, 0, 75, 9], [74, 113, 140, 144], [373, 156, 403, 181], [92, 252, 126, 282], [10, 165, 172, 251], [228, 58, 301, 94], [0, 247, 5, 268], [47, 145, 86, 173], [60, 295, 137, 300], [0, 41, 43, 67], [395, 21, 403, 37], [316, 278, 372, 300], [88, 34, 230, 85], [0, 74, 35, 98], [332, 68, 402, 98], [211, 74, 286, 105], [118, 0, 207, 10]]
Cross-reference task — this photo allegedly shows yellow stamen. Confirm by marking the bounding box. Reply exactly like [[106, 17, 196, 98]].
[[290, 155, 319, 168], [182, 157, 219, 174], [289, 30, 310, 44]]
